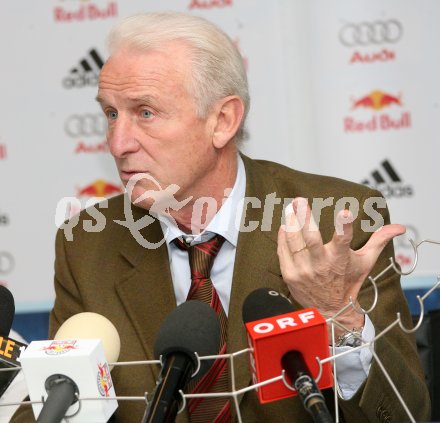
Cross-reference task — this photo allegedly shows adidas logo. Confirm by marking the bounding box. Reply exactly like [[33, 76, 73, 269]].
[[62, 48, 104, 89], [361, 159, 401, 185], [361, 159, 413, 198], [0, 144, 6, 160]]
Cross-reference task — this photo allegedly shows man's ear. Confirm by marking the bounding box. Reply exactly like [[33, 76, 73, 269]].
[[211, 96, 245, 149]]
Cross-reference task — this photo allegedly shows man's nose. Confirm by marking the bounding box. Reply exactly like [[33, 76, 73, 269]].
[[106, 115, 140, 158]]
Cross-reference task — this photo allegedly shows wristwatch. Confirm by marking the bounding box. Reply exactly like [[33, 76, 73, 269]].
[[335, 327, 364, 347]]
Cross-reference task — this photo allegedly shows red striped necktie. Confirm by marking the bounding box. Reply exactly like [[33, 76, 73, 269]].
[[174, 234, 231, 423]]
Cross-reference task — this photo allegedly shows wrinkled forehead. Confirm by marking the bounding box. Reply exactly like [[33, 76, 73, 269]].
[[100, 42, 194, 89], [107, 39, 194, 72], [96, 44, 198, 111]]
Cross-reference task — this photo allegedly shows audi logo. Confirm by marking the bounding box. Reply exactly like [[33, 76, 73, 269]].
[[0, 252, 14, 275], [339, 20, 403, 47], [64, 114, 107, 138]]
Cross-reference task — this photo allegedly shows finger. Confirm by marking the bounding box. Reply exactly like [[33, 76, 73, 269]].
[[330, 209, 355, 257], [277, 225, 299, 276], [284, 201, 303, 234], [357, 223, 406, 265], [283, 201, 307, 254], [293, 197, 324, 258]]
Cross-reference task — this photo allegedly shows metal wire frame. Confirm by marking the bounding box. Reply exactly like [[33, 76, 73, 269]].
[[1, 238, 440, 423]]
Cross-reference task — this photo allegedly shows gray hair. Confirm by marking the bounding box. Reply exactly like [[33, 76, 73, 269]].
[[107, 12, 250, 143]]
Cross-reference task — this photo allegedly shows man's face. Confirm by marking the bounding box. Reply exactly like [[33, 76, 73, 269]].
[[97, 42, 219, 210]]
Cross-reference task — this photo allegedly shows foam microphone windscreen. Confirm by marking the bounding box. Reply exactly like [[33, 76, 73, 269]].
[[0, 285, 15, 336], [54, 312, 120, 364], [242, 288, 294, 323], [154, 300, 220, 379]]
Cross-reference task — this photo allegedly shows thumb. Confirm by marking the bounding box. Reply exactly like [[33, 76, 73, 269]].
[[357, 223, 406, 264]]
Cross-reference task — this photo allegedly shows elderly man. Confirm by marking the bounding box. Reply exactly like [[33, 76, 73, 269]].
[[12, 12, 429, 423]]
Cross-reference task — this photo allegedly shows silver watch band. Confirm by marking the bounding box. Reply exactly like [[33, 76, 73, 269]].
[[335, 327, 364, 347]]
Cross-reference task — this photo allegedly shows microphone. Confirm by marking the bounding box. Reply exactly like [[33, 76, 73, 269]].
[[0, 286, 15, 337], [20, 312, 120, 423], [0, 286, 27, 398], [142, 300, 220, 423], [242, 288, 333, 423], [54, 312, 121, 369]]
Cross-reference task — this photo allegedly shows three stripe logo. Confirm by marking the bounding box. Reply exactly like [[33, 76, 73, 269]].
[[71, 48, 104, 75], [361, 159, 413, 198], [361, 159, 401, 185], [62, 48, 105, 89]]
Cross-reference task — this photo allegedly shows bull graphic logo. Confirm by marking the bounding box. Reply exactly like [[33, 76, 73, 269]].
[[42, 340, 78, 356], [97, 362, 113, 397], [352, 90, 402, 111]]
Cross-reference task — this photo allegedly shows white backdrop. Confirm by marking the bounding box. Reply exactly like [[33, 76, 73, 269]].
[[0, 0, 439, 312]]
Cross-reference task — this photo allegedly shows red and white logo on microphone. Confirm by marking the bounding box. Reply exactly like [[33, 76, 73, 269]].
[[245, 308, 333, 403], [42, 340, 78, 356], [97, 362, 113, 397]]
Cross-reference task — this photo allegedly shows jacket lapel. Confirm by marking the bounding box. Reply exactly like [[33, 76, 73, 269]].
[[114, 211, 191, 422], [114, 206, 176, 363]]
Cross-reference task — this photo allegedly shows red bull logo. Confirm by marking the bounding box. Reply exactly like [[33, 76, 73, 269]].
[[352, 90, 401, 111], [77, 180, 123, 198], [344, 90, 411, 133], [42, 340, 78, 356], [54, 2, 118, 23], [97, 362, 113, 397]]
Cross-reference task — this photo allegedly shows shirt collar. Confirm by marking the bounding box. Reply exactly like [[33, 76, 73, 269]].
[[158, 155, 246, 247]]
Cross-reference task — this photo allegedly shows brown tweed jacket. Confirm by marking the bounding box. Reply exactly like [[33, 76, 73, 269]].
[[12, 155, 430, 422]]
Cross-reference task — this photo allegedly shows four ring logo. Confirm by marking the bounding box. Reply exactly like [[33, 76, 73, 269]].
[[0, 252, 14, 275], [64, 114, 107, 138], [339, 20, 403, 47]]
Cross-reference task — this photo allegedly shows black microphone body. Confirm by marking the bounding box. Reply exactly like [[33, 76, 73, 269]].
[[142, 300, 220, 423], [282, 351, 333, 423], [0, 335, 26, 397], [144, 352, 193, 423], [36, 374, 79, 423], [0, 286, 26, 397]]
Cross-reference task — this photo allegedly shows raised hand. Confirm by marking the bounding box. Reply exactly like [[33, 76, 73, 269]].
[[277, 197, 405, 338]]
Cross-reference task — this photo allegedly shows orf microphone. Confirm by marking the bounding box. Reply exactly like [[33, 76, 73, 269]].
[[242, 288, 333, 423], [20, 312, 120, 423], [142, 300, 220, 423], [0, 286, 27, 398]]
